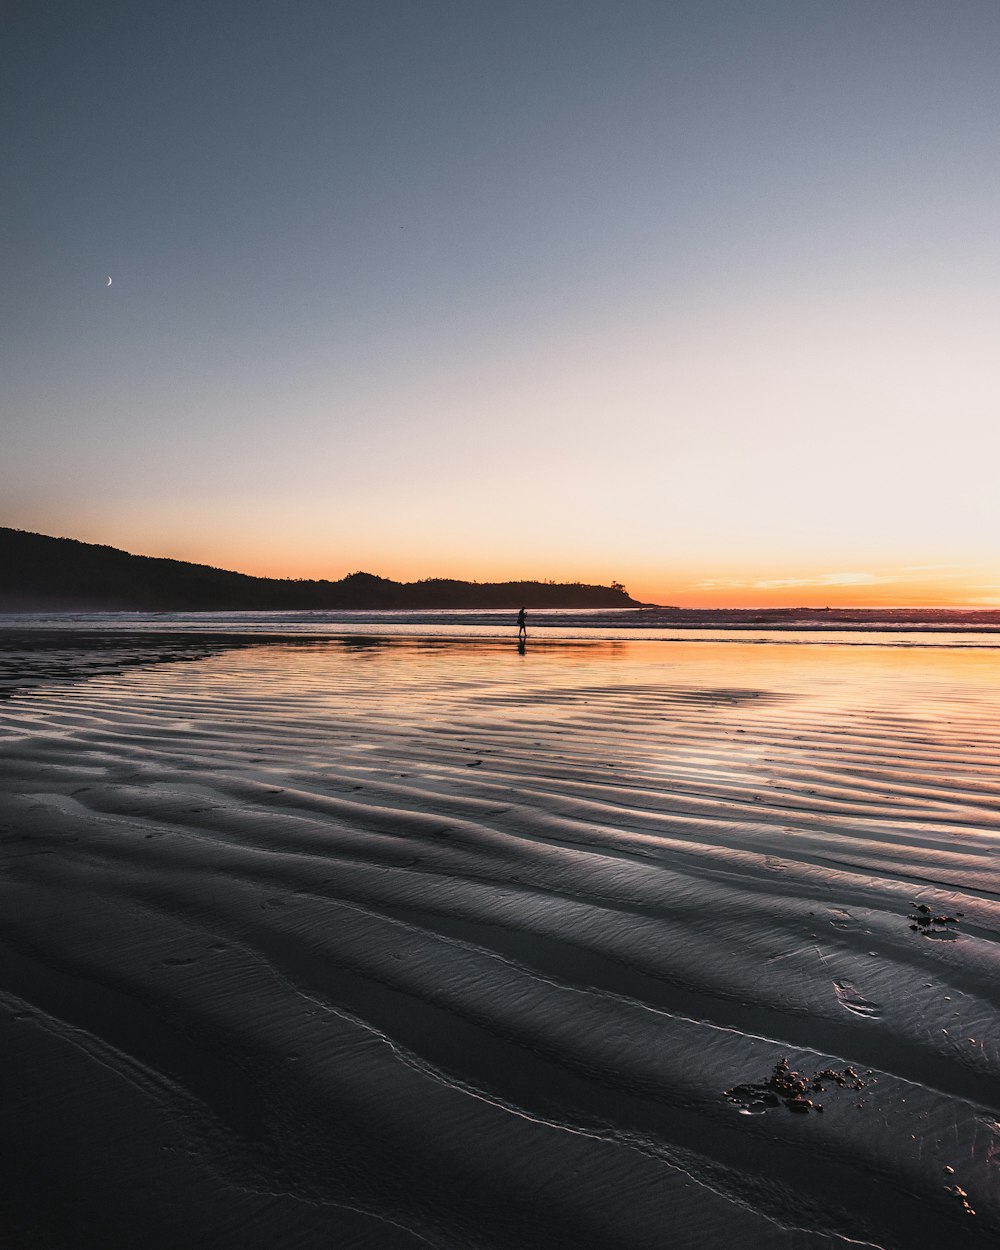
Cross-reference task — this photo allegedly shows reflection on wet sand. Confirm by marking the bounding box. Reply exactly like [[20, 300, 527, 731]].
[[1, 634, 999, 1247]]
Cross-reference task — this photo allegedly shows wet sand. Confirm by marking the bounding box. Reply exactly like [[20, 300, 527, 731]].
[[2, 633, 999, 1247]]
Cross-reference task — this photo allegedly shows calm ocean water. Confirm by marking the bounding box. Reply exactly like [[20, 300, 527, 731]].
[[3, 607, 1000, 647]]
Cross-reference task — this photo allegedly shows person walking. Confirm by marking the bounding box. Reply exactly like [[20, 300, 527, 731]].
[[517, 606, 527, 641]]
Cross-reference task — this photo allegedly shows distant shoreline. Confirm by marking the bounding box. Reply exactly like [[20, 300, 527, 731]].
[[0, 527, 639, 612]]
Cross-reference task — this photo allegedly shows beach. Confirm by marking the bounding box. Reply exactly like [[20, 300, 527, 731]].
[[2, 627, 999, 1247]]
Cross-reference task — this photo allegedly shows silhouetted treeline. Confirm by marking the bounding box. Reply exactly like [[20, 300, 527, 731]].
[[0, 529, 639, 611]]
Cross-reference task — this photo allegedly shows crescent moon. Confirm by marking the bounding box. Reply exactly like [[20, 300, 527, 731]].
[[106, 276, 112, 286]]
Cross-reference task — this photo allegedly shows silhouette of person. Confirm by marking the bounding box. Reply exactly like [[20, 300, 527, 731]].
[[517, 607, 527, 641]]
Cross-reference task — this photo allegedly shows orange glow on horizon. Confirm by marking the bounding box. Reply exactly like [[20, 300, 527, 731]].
[[108, 530, 997, 612], [643, 566, 1000, 610], [651, 584, 999, 611]]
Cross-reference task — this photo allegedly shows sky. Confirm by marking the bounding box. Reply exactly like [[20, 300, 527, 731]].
[[3, 0, 999, 607]]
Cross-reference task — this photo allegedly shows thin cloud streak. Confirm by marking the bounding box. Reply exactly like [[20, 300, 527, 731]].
[[694, 572, 891, 592]]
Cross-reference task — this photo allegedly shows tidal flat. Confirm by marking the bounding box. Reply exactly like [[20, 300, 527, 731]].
[[1, 630, 999, 1248]]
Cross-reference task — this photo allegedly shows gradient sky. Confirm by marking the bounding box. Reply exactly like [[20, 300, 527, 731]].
[[3, 0, 999, 606]]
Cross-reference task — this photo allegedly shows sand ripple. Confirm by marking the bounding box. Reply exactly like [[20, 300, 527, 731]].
[[2, 636, 1000, 1247]]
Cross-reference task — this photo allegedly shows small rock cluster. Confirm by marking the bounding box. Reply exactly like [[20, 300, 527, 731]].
[[725, 1057, 871, 1116], [945, 1182, 975, 1217], [908, 902, 963, 935]]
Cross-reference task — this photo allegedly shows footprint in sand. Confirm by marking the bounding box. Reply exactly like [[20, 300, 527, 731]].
[[834, 979, 881, 1018]]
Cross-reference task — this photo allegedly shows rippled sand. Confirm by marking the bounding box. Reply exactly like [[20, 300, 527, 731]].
[[2, 634, 999, 1248]]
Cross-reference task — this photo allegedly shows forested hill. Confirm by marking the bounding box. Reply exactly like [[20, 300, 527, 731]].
[[0, 529, 639, 611]]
